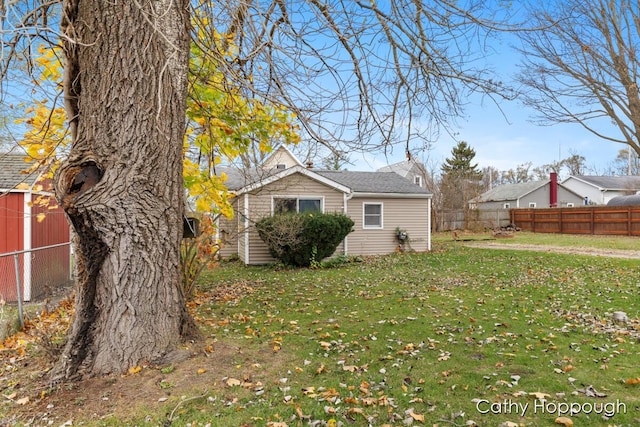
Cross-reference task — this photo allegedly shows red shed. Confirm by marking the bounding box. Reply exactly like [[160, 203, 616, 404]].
[[0, 153, 71, 302]]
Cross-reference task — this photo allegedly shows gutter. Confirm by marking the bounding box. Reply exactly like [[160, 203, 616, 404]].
[[349, 192, 432, 199]]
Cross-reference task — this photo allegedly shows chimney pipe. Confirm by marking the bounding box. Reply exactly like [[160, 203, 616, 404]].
[[550, 172, 558, 207]]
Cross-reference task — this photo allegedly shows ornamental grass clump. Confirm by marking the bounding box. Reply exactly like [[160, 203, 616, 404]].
[[256, 212, 354, 267]]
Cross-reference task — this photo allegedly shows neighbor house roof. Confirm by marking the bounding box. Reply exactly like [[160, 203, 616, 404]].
[[474, 181, 547, 203], [0, 153, 42, 190], [377, 159, 424, 177], [563, 175, 640, 191]]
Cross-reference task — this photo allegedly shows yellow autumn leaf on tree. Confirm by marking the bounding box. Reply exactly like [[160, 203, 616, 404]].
[[14, 183, 31, 190]]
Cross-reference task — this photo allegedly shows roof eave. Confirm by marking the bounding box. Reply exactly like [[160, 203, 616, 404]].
[[350, 192, 432, 199]]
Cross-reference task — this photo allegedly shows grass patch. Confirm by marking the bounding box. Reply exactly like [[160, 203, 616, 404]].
[[434, 230, 640, 251], [168, 247, 639, 426], [3, 240, 640, 426]]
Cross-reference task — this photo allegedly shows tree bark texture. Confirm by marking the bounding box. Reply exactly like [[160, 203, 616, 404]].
[[52, 0, 198, 381]]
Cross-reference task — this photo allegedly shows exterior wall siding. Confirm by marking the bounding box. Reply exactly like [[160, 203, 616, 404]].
[[237, 196, 247, 263], [478, 186, 584, 210], [0, 192, 24, 253], [346, 196, 430, 255], [30, 199, 71, 299], [243, 173, 346, 264], [0, 193, 24, 301], [562, 177, 604, 205], [218, 198, 239, 259]]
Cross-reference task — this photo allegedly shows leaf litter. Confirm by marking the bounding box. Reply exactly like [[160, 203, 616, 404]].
[[2, 248, 640, 426]]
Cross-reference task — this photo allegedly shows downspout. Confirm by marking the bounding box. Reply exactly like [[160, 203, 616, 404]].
[[427, 197, 432, 251], [243, 193, 250, 264], [344, 192, 355, 255]]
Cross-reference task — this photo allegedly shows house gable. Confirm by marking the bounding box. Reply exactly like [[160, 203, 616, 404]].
[[474, 180, 584, 209], [261, 145, 304, 170], [377, 159, 427, 188], [237, 165, 351, 196], [562, 175, 640, 205]]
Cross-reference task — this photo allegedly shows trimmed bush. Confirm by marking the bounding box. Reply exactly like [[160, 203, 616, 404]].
[[256, 212, 354, 267]]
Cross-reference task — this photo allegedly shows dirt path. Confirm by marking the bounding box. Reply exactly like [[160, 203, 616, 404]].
[[463, 241, 640, 260]]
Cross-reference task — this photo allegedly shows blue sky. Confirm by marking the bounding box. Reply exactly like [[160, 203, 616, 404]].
[[351, 97, 626, 176], [345, 9, 631, 177], [2, 1, 630, 178]]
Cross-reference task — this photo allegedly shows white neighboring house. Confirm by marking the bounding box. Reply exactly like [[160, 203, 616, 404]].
[[561, 175, 640, 205], [377, 158, 428, 188]]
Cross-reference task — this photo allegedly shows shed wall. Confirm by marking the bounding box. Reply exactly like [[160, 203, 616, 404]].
[[0, 192, 24, 253]]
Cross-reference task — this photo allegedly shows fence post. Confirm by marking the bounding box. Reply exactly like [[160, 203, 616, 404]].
[[13, 253, 24, 329]]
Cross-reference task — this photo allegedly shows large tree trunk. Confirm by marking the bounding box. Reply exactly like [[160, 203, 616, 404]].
[[51, 0, 198, 382]]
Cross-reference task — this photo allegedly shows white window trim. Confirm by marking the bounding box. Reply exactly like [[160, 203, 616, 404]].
[[271, 195, 325, 214], [528, 202, 536, 208], [414, 175, 423, 187], [363, 202, 383, 229], [503, 203, 511, 209]]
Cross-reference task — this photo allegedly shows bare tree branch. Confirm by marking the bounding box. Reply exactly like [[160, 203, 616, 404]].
[[195, 0, 519, 156], [516, 0, 640, 156]]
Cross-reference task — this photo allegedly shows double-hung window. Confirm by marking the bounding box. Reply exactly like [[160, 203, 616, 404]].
[[273, 197, 322, 214], [363, 203, 383, 229]]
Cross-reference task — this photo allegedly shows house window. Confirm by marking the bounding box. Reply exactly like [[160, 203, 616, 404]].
[[414, 175, 423, 187], [567, 203, 574, 207], [529, 202, 536, 208], [503, 203, 511, 209], [363, 203, 383, 229], [276, 164, 286, 170], [273, 197, 322, 214]]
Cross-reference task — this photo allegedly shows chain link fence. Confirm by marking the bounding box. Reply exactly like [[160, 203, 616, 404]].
[[0, 242, 73, 329]]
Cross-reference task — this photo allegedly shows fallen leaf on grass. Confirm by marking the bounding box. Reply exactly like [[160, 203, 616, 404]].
[[529, 392, 550, 400], [555, 416, 573, 426], [16, 396, 29, 405], [625, 377, 640, 385], [226, 377, 241, 387], [406, 409, 424, 423], [576, 385, 607, 397], [128, 365, 142, 375]]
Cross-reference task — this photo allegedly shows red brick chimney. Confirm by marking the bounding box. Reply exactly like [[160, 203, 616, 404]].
[[550, 172, 558, 207]]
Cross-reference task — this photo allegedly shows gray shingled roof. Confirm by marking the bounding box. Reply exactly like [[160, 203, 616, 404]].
[[0, 153, 41, 189], [570, 175, 640, 190], [218, 166, 431, 195], [315, 170, 430, 194], [475, 181, 546, 202]]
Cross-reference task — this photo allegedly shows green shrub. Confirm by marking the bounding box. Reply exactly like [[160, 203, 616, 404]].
[[255, 212, 354, 267]]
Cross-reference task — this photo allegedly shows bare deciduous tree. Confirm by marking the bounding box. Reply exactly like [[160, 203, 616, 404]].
[[1, 0, 517, 381], [516, 0, 640, 156]]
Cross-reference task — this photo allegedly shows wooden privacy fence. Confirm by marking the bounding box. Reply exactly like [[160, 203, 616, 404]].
[[437, 209, 512, 231], [510, 206, 640, 236]]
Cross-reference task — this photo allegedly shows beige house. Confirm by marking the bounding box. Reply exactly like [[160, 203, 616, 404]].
[[217, 146, 432, 265]]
